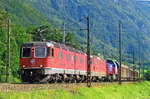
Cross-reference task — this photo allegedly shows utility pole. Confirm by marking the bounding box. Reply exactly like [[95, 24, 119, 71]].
[[138, 42, 141, 81], [62, 22, 66, 44], [132, 50, 135, 81], [119, 20, 122, 85], [87, 16, 91, 87], [6, 16, 10, 83], [103, 45, 105, 59], [142, 57, 144, 81]]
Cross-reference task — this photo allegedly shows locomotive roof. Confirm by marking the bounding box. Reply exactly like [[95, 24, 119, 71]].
[[22, 41, 106, 60], [22, 41, 86, 54]]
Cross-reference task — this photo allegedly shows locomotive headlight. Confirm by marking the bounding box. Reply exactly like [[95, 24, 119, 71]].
[[23, 65, 26, 68], [40, 65, 43, 68]]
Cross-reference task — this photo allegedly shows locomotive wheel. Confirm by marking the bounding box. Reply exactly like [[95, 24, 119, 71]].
[[82, 76, 86, 83], [71, 75, 76, 83], [28, 75, 36, 83], [76, 79, 81, 83], [92, 76, 97, 82], [95, 76, 99, 82], [79, 75, 84, 83], [48, 75, 53, 83], [64, 74, 71, 83], [76, 75, 81, 83], [57, 74, 64, 83], [48, 74, 56, 83], [21, 74, 29, 82]]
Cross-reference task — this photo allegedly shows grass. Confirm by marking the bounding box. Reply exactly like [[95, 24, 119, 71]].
[[1, 81, 150, 99]]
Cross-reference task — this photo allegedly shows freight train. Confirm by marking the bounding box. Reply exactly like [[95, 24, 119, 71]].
[[19, 41, 139, 83]]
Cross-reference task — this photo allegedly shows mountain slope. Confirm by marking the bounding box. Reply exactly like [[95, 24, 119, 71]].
[[1, 0, 150, 64], [0, 0, 50, 26], [26, 0, 150, 63]]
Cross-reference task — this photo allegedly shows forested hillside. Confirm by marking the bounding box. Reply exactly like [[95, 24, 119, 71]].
[[0, 0, 80, 82], [0, 9, 30, 82], [26, 0, 150, 65], [0, 0, 51, 26]]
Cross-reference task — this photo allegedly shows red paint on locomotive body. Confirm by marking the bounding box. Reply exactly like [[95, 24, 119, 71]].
[[91, 56, 107, 74]]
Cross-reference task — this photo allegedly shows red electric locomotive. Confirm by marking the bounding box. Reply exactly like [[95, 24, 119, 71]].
[[20, 41, 108, 83]]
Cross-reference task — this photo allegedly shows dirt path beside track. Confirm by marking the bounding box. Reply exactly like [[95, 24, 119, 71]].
[[0, 81, 136, 92]]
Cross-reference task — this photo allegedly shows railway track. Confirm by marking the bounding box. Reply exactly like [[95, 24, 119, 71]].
[[0, 81, 136, 92]]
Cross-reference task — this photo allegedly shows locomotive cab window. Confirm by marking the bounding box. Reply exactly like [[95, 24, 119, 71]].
[[22, 48, 31, 58], [35, 47, 46, 58], [47, 47, 50, 57], [52, 48, 54, 57]]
